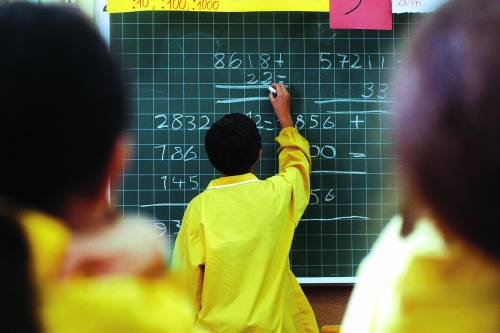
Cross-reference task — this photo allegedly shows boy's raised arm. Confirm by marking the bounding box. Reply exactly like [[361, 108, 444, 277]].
[[269, 84, 312, 225], [269, 83, 294, 129]]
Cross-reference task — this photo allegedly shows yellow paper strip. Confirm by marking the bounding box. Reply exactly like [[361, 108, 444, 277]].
[[107, 0, 329, 14]]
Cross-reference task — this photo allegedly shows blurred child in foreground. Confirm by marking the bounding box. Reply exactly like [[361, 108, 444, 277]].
[[0, 4, 199, 332], [341, 1, 500, 332]]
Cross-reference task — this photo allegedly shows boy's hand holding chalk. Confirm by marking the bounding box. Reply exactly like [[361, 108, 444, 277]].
[[269, 83, 293, 129]]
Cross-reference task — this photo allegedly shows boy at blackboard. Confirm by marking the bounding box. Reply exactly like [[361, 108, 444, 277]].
[[173, 84, 319, 332], [0, 4, 200, 333], [341, 1, 500, 333]]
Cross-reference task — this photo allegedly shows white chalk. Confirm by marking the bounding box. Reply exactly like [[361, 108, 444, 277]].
[[268, 86, 277, 94]]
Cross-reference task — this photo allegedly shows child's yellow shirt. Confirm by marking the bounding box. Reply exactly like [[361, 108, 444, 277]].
[[341, 216, 500, 333], [173, 127, 319, 333], [20, 211, 199, 333]]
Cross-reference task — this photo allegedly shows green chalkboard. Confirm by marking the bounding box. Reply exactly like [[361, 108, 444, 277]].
[[110, 11, 423, 281]]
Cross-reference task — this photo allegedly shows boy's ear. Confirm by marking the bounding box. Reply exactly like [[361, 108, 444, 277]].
[[96, 135, 131, 205], [108, 135, 131, 184], [256, 149, 262, 163], [250, 150, 262, 173]]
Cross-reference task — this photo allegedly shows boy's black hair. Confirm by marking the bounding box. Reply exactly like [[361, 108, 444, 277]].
[[205, 113, 262, 176]]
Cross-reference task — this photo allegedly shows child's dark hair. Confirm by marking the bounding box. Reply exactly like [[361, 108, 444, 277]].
[[0, 3, 126, 331], [395, 0, 500, 259], [205, 113, 262, 176]]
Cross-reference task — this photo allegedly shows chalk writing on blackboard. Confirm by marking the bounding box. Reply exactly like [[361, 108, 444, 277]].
[[111, 11, 408, 279]]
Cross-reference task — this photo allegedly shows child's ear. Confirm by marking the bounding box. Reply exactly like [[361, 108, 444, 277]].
[[257, 149, 262, 163], [108, 135, 131, 185], [250, 150, 262, 173], [96, 135, 131, 206]]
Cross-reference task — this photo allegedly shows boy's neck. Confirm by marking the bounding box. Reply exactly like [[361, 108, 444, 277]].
[[220, 170, 253, 177], [59, 195, 116, 233]]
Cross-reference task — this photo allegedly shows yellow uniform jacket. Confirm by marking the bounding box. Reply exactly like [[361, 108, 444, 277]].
[[342, 216, 500, 333], [173, 127, 319, 333], [20, 211, 198, 333]]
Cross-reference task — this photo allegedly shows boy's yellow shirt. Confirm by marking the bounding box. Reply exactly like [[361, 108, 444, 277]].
[[173, 127, 319, 333], [20, 211, 199, 333]]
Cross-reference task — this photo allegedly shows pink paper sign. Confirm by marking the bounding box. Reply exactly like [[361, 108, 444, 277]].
[[330, 0, 392, 30]]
